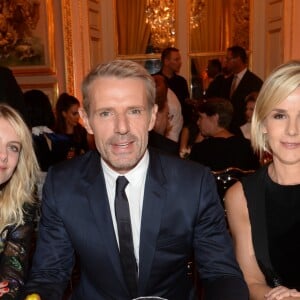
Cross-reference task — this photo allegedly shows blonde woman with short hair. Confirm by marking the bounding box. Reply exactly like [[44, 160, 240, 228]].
[[225, 61, 300, 299]]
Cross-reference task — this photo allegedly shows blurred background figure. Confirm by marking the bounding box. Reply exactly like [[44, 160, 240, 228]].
[[55, 92, 91, 159], [189, 98, 259, 171], [0, 104, 39, 299], [0, 66, 29, 125], [179, 107, 203, 159], [155, 47, 191, 125], [240, 91, 258, 140], [165, 87, 183, 143], [149, 74, 179, 156], [223, 46, 263, 134], [205, 58, 226, 99], [24, 89, 70, 173]]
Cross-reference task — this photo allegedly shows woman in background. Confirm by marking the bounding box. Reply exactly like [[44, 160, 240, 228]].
[[189, 98, 259, 171], [240, 91, 258, 140], [0, 105, 39, 299], [225, 61, 300, 300], [55, 93, 90, 159]]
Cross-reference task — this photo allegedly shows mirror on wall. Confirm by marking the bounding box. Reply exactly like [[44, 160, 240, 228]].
[[189, 0, 250, 99], [114, 0, 250, 96]]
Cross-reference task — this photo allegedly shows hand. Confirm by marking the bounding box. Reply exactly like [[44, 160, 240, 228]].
[[265, 285, 300, 299], [0, 281, 9, 298]]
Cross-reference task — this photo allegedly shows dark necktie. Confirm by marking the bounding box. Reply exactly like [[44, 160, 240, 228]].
[[115, 176, 138, 298], [230, 75, 238, 97]]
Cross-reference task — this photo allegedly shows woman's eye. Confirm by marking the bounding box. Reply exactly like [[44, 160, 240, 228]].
[[8, 144, 20, 153], [273, 113, 285, 119]]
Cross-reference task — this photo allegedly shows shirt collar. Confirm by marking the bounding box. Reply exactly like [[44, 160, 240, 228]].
[[101, 150, 149, 186]]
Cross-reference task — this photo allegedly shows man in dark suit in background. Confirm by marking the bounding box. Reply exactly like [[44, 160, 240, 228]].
[[223, 46, 263, 134], [0, 66, 29, 125], [24, 60, 248, 300]]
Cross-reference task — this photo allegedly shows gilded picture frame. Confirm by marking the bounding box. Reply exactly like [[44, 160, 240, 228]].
[[0, 0, 55, 75]]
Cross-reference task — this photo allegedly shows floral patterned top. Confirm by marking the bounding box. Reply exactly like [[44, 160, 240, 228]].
[[0, 204, 36, 299]]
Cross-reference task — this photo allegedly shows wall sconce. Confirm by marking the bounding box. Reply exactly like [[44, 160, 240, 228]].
[[145, 0, 176, 52]]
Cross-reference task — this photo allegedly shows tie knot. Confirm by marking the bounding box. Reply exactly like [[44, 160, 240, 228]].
[[116, 176, 129, 193]]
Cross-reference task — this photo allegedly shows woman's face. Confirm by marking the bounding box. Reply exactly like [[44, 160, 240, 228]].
[[0, 118, 21, 185], [197, 112, 217, 137], [263, 87, 300, 166], [62, 104, 80, 128]]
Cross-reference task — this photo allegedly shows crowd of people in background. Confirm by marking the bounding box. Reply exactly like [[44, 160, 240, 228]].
[[1, 44, 300, 299]]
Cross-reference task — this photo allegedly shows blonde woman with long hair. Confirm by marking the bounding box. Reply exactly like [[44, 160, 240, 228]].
[[0, 104, 39, 299]]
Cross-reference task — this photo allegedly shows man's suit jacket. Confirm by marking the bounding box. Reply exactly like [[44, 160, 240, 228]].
[[25, 149, 248, 300], [224, 70, 263, 134]]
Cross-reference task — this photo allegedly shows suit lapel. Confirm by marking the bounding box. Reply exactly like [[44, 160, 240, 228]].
[[138, 150, 167, 294], [85, 153, 128, 292]]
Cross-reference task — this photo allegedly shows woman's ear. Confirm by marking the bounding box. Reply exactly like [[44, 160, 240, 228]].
[[79, 108, 93, 134], [262, 123, 267, 134]]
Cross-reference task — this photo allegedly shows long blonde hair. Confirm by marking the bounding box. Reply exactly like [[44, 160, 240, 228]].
[[0, 105, 40, 232]]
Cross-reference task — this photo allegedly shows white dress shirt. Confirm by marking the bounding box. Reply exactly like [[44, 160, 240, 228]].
[[101, 151, 149, 267]]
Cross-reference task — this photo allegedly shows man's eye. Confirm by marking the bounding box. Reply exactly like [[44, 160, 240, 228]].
[[129, 108, 142, 115], [99, 111, 112, 117]]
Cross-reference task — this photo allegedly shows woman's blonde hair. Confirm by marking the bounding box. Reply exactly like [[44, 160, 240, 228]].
[[0, 104, 40, 232], [251, 60, 300, 158]]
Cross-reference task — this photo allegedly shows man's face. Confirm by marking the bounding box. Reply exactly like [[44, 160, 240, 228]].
[[82, 77, 157, 174], [225, 50, 240, 74], [166, 51, 182, 73]]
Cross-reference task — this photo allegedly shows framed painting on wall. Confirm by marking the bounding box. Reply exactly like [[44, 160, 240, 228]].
[[0, 0, 55, 75]]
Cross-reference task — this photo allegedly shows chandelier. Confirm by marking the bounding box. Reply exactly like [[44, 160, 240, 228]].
[[145, 0, 206, 50], [145, 0, 176, 51], [190, 0, 206, 29]]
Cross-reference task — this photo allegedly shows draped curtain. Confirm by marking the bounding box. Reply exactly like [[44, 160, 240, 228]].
[[190, 0, 228, 52], [190, 0, 230, 93], [117, 0, 151, 55]]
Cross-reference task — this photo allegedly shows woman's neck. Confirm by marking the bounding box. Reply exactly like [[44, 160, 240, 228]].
[[65, 123, 74, 134], [268, 161, 300, 185], [212, 128, 233, 138]]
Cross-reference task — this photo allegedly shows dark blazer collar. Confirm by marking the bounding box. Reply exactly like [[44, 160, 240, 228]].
[[85, 149, 168, 294]]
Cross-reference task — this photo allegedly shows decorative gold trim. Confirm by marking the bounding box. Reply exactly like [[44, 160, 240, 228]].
[[62, 0, 75, 95]]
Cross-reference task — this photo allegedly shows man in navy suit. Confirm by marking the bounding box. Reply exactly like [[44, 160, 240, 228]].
[[223, 46, 263, 134], [24, 60, 248, 300]]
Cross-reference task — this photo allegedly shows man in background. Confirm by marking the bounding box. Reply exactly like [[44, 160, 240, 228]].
[[223, 46, 263, 134], [156, 47, 191, 125]]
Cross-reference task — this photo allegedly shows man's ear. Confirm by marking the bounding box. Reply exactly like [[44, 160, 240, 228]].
[[79, 108, 93, 134]]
